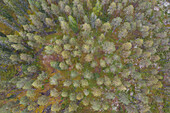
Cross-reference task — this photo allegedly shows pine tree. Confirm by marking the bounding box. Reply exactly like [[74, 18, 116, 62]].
[[90, 12, 97, 29], [51, 3, 59, 16], [93, 0, 102, 16], [107, 2, 116, 15], [37, 95, 49, 106], [68, 15, 79, 33]]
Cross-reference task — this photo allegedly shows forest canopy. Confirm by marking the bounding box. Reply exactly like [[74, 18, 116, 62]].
[[0, 0, 169, 113]]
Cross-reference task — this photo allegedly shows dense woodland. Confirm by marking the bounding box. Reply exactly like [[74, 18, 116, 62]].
[[0, 0, 169, 113]]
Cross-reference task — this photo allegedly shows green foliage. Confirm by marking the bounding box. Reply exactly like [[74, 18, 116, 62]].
[[68, 102, 78, 112], [27, 65, 37, 73], [50, 88, 60, 97], [76, 92, 84, 100], [51, 4, 59, 16], [45, 45, 54, 54], [23, 80, 33, 89], [68, 15, 79, 33], [93, 0, 102, 16], [16, 78, 27, 89], [51, 102, 61, 112], [50, 61, 60, 70], [61, 91, 68, 98], [37, 95, 49, 106], [119, 92, 130, 105], [102, 41, 116, 54], [20, 96, 29, 106], [37, 71, 48, 80], [26, 89, 36, 97], [11, 44, 26, 51], [49, 75, 59, 85], [45, 18, 55, 27], [27, 102, 37, 111], [0, 0, 168, 113], [108, 2, 116, 15], [32, 80, 43, 89], [20, 53, 34, 62], [101, 22, 112, 33], [70, 71, 78, 78], [91, 100, 101, 111]]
